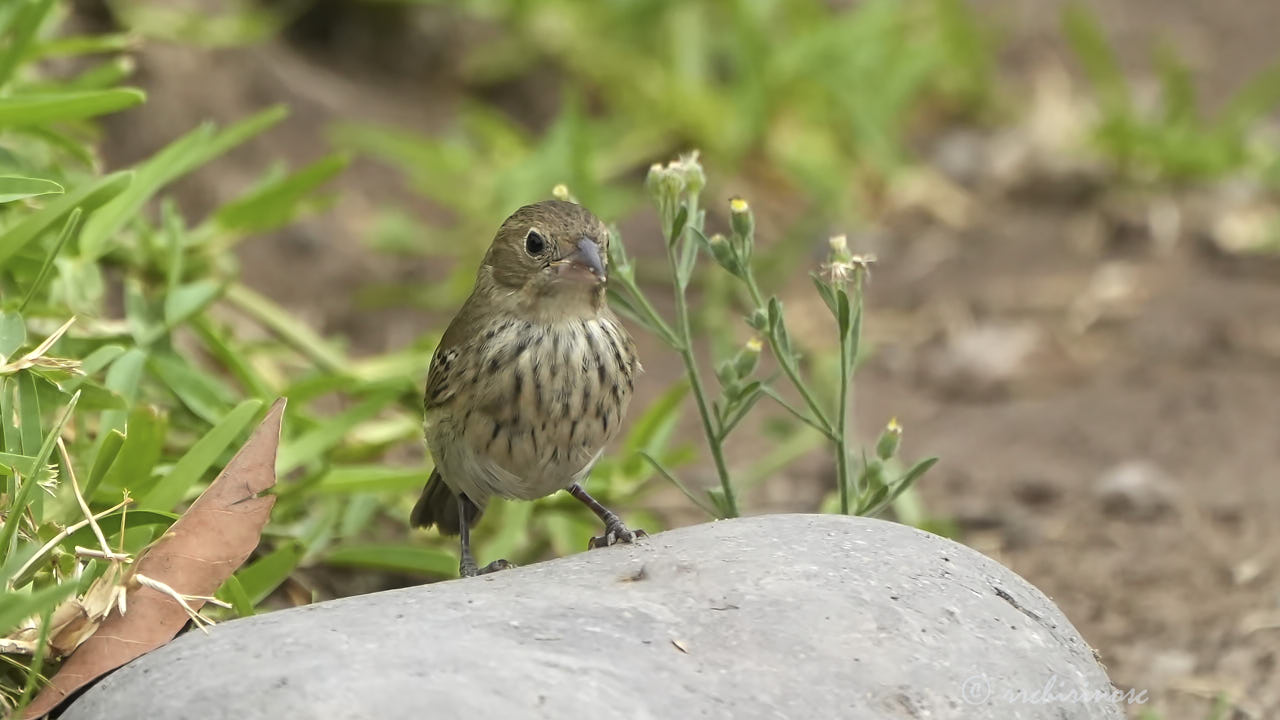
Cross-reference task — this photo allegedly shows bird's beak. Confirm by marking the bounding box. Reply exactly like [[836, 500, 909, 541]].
[[555, 237, 606, 284]]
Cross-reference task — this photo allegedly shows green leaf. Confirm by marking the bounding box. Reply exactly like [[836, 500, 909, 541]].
[[810, 273, 839, 316], [0, 451, 38, 476], [0, 171, 132, 269], [0, 311, 25, 363], [19, 206, 80, 313], [639, 451, 716, 517], [668, 204, 688, 244], [61, 509, 177, 561], [139, 398, 262, 511], [28, 367, 124, 411], [846, 295, 863, 366], [0, 583, 76, 637], [276, 392, 398, 475], [312, 464, 427, 495], [1061, 3, 1130, 115], [92, 347, 147, 469], [162, 280, 223, 328], [224, 542, 303, 606], [93, 404, 167, 499], [861, 457, 939, 517], [0, 378, 20, 456], [224, 283, 347, 373], [79, 105, 288, 259], [0, 390, 78, 556], [85, 428, 125, 497], [210, 152, 350, 236], [0, 175, 63, 203], [323, 543, 456, 577], [836, 287, 851, 340], [0, 88, 146, 126], [58, 343, 124, 395], [26, 32, 136, 60], [676, 225, 699, 290], [17, 371, 41, 457], [190, 316, 275, 401], [216, 575, 256, 618], [148, 351, 236, 425], [0, 0, 55, 88]]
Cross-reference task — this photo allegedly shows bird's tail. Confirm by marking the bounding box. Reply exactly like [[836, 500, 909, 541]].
[[410, 469, 479, 536]]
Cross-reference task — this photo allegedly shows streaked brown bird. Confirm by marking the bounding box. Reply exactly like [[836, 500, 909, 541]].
[[411, 200, 645, 577]]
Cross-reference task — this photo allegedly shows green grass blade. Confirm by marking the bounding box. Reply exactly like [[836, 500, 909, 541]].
[[224, 542, 303, 606], [217, 576, 256, 618], [190, 315, 275, 401], [79, 105, 287, 259], [312, 464, 427, 495], [322, 543, 456, 578], [161, 280, 222, 329], [210, 152, 350, 236], [139, 398, 263, 511], [0, 582, 76, 636], [90, 347, 146, 469], [0, 311, 25, 363], [0, 171, 131, 269], [0, 390, 78, 557], [16, 371, 42, 457], [93, 405, 166, 500], [276, 392, 399, 475], [0, 0, 55, 88], [84, 428, 124, 498], [148, 350, 236, 425], [224, 283, 348, 373], [0, 88, 145, 126], [18, 207, 80, 313], [0, 175, 63, 204], [0, 452, 39, 476]]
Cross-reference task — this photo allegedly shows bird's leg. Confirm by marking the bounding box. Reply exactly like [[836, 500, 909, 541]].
[[567, 483, 648, 550], [458, 495, 512, 578]]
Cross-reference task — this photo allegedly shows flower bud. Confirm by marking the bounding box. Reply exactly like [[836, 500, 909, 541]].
[[828, 234, 851, 262], [733, 337, 762, 379], [707, 233, 740, 276], [729, 197, 754, 240], [676, 152, 706, 196], [745, 308, 768, 331], [875, 417, 902, 461]]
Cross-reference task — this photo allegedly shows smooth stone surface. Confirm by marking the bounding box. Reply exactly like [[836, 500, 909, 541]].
[[63, 514, 1124, 720]]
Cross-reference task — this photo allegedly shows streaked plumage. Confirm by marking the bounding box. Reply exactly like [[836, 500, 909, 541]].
[[411, 200, 644, 576]]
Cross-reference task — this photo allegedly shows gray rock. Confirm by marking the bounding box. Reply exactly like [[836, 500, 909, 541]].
[[62, 514, 1124, 720]]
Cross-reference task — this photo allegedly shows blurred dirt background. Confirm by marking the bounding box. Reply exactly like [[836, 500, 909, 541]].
[[76, 0, 1280, 717]]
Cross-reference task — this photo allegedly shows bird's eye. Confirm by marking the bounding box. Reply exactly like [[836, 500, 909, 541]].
[[525, 229, 546, 256]]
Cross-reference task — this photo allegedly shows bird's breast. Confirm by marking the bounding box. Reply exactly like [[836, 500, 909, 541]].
[[428, 315, 637, 502]]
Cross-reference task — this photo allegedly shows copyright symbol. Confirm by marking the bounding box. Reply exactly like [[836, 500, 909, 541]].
[[962, 674, 991, 705]]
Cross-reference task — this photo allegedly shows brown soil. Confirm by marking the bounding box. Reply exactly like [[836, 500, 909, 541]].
[[87, 2, 1280, 717]]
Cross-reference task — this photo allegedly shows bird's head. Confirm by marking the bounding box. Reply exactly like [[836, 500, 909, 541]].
[[481, 200, 612, 319]]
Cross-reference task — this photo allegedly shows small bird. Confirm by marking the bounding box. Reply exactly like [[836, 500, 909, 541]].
[[411, 200, 645, 577]]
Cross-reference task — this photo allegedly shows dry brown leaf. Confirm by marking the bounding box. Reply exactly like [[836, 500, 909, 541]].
[[25, 398, 286, 719]]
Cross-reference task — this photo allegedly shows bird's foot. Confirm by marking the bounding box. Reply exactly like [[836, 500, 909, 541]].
[[587, 521, 647, 550], [460, 558, 514, 578]]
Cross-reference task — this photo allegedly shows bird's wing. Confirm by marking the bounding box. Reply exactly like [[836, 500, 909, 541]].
[[423, 293, 485, 412]]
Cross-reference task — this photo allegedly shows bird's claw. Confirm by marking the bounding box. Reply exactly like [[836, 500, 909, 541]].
[[460, 558, 514, 578], [587, 523, 647, 550]]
